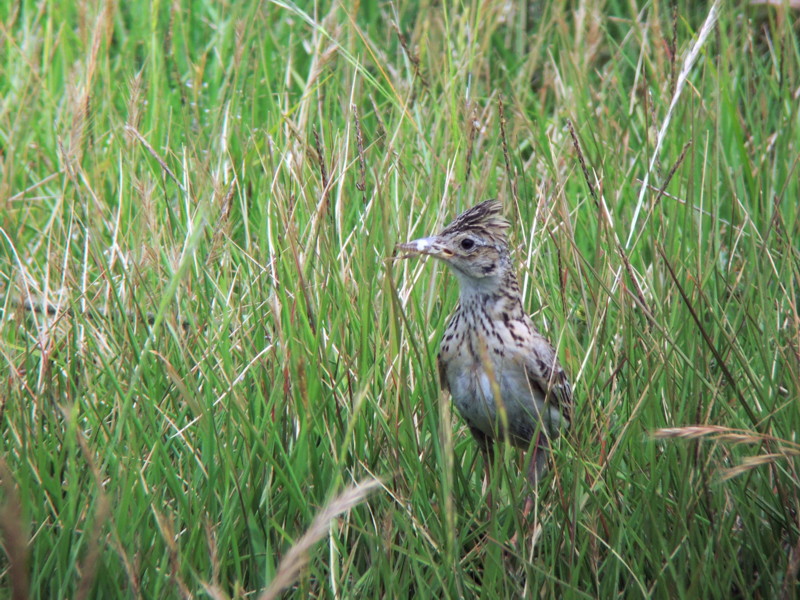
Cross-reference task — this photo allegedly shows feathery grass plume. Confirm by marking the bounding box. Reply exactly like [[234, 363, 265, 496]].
[[654, 426, 800, 480], [125, 71, 143, 146], [654, 425, 765, 444], [258, 479, 382, 600]]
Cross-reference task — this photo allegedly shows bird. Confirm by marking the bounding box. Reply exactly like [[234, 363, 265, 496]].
[[396, 199, 572, 499]]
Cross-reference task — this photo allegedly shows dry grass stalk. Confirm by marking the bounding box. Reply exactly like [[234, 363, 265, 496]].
[[312, 125, 330, 213], [669, 2, 679, 96], [0, 459, 29, 600], [464, 105, 478, 183], [369, 95, 386, 145], [627, 0, 721, 247], [392, 22, 428, 88], [258, 479, 382, 600], [654, 425, 765, 444], [124, 125, 184, 191], [655, 425, 800, 481], [76, 495, 111, 600], [498, 98, 519, 207], [353, 104, 367, 198], [153, 509, 193, 599], [566, 119, 596, 205]]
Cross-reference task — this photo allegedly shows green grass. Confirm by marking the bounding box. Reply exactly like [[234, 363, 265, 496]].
[[2, 0, 799, 597]]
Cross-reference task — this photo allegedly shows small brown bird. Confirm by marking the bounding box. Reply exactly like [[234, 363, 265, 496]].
[[397, 199, 572, 493]]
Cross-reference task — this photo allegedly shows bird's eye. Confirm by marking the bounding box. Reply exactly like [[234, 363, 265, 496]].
[[460, 238, 475, 251]]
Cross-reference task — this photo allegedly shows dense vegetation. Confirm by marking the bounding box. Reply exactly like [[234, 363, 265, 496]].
[[1, 1, 799, 597]]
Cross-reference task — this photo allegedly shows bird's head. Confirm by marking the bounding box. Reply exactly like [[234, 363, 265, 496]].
[[396, 200, 511, 290]]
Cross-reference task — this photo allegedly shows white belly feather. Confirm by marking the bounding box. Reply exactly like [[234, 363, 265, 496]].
[[444, 348, 562, 447]]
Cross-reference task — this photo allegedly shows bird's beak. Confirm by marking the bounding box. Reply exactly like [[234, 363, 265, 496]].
[[395, 236, 453, 259]]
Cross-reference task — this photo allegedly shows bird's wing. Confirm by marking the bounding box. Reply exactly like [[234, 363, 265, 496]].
[[523, 334, 573, 423]]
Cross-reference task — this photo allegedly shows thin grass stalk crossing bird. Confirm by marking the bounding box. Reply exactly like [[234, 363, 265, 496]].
[[397, 199, 572, 504]]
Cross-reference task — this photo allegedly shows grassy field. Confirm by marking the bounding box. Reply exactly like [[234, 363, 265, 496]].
[[2, 0, 799, 597]]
